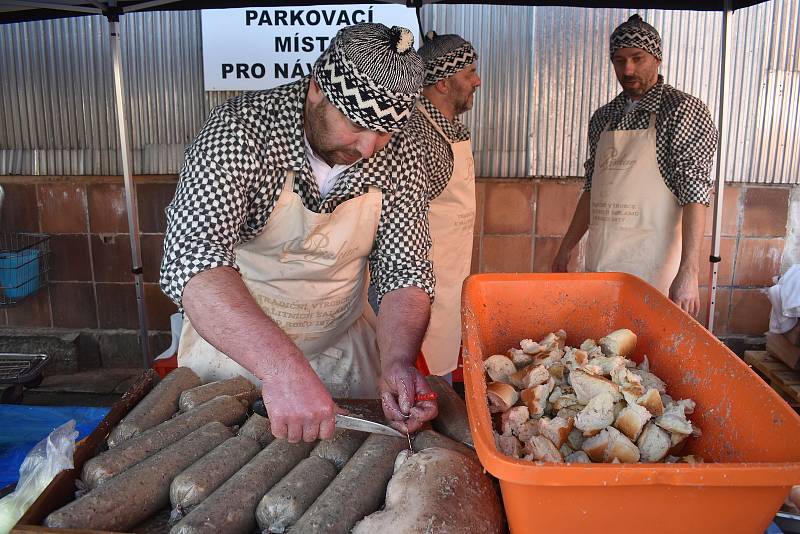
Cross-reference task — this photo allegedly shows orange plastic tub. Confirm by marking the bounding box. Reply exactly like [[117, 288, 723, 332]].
[[461, 272, 800, 534]]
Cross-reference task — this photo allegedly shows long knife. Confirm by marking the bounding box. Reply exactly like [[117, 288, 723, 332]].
[[251, 399, 404, 438]]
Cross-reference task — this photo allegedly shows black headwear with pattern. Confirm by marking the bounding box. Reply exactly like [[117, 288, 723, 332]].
[[313, 23, 424, 133], [418, 31, 478, 87], [609, 15, 662, 61]]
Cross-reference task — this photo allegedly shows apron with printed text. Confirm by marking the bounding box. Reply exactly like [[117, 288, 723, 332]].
[[585, 113, 682, 294], [418, 104, 476, 375], [178, 171, 383, 398]]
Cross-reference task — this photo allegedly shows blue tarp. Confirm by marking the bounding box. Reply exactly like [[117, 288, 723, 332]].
[[0, 405, 109, 488]]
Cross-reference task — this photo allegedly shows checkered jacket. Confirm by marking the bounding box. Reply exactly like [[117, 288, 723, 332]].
[[584, 76, 718, 206], [160, 77, 434, 307], [403, 96, 470, 201]]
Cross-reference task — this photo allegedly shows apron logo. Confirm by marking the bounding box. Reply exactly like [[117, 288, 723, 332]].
[[281, 227, 336, 261], [599, 148, 635, 171]]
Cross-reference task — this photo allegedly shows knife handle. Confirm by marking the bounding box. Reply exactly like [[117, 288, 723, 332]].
[[415, 392, 438, 402], [251, 398, 268, 417]]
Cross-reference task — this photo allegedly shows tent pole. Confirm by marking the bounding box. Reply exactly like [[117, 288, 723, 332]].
[[109, 16, 152, 368], [706, 0, 732, 333]]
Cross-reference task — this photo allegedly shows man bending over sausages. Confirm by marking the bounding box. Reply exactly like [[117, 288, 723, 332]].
[[160, 24, 437, 442]]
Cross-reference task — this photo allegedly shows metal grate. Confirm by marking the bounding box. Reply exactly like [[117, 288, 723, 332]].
[[0, 353, 50, 384], [0, 232, 50, 307]]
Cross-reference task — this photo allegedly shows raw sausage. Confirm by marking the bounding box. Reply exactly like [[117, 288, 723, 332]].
[[44, 422, 231, 531], [178, 376, 255, 412], [170, 438, 315, 534], [413, 429, 477, 461], [83, 395, 246, 488], [309, 429, 367, 469], [237, 412, 274, 447], [255, 430, 366, 532], [255, 456, 337, 533], [288, 434, 406, 534], [108, 367, 201, 448], [426, 376, 474, 448], [169, 434, 261, 512]]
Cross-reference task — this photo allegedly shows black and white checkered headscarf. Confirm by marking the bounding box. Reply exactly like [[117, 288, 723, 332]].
[[418, 32, 478, 87], [313, 23, 424, 133], [609, 15, 662, 61]]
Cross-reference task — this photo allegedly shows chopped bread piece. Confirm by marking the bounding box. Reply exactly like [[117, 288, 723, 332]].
[[581, 429, 610, 462], [548, 362, 567, 383], [501, 406, 530, 436], [539, 416, 574, 448], [534, 348, 564, 368], [614, 402, 652, 441], [669, 432, 689, 448], [515, 419, 541, 442], [562, 348, 589, 371], [681, 455, 704, 464], [569, 369, 622, 404], [484, 354, 516, 384], [636, 422, 670, 462], [599, 329, 637, 357], [520, 378, 555, 416], [630, 368, 667, 393], [604, 426, 641, 463], [592, 356, 632, 376], [671, 398, 696, 415], [508, 348, 534, 369], [575, 392, 615, 433], [511, 364, 550, 389], [552, 394, 580, 411], [655, 404, 693, 435], [610, 366, 646, 397], [524, 435, 563, 463], [520, 339, 545, 355], [487, 382, 519, 413], [582, 427, 640, 463], [557, 407, 581, 420], [639, 355, 650, 372], [637, 388, 664, 416], [579, 339, 597, 352], [495, 432, 523, 458], [567, 428, 585, 451], [554, 330, 567, 349], [612, 401, 626, 420], [565, 451, 591, 464], [582, 364, 604, 376], [559, 444, 574, 458], [548, 387, 563, 404]]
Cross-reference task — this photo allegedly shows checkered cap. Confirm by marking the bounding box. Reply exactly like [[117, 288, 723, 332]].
[[610, 15, 662, 61], [313, 23, 424, 133], [418, 32, 478, 86]]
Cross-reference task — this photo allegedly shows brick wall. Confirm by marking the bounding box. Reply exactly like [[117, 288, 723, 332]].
[[0, 176, 179, 362], [472, 178, 791, 338], [0, 175, 792, 365]]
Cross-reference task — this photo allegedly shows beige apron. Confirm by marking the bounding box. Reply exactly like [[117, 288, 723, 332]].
[[586, 113, 682, 294], [178, 171, 383, 398], [418, 104, 476, 375]]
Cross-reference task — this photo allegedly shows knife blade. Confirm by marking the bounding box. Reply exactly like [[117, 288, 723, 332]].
[[334, 414, 405, 438], [251, 399, 404, 439]]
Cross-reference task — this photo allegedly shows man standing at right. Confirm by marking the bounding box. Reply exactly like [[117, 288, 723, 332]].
[[553, 15, 718, 317]]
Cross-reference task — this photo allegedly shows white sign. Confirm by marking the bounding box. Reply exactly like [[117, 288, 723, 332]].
[[201, 6, 420, 91]]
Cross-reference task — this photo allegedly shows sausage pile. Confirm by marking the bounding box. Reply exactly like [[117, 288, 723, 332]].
[[42, 369, 504, 533], [485, 329, 703, 464]]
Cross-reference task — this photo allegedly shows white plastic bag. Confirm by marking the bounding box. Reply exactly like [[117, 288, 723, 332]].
[[0, 419, 78, 534]]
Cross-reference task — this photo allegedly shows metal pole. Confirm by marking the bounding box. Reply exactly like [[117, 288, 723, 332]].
[[706, 1, 732, 333], [109, 17, 152, 368]]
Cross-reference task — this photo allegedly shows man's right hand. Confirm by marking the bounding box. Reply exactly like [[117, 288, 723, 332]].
[[258, 353, 340, 443]]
